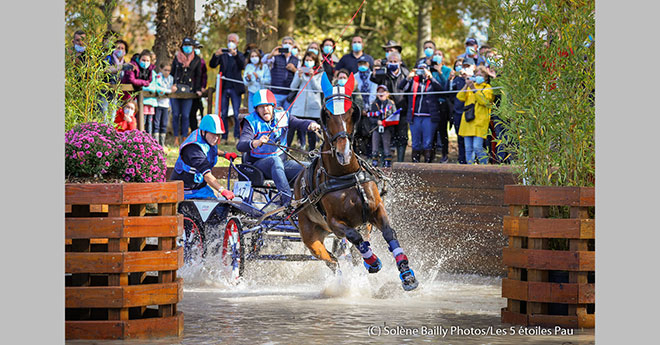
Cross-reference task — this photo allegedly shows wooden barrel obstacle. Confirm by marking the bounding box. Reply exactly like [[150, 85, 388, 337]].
[[65, 181, 185, 339], [501, 185, 595, 328]]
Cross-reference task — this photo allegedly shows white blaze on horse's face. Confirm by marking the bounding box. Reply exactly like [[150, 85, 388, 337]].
[[324, 84, 354, 166]]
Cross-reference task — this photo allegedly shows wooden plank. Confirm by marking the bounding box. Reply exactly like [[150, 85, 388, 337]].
[[577, 311, 595, 328], [528, 314, 578, 328], [503, 216, 528, 237], [502, 278, 527, 300], [66, 218, 123, 239], [123, 311, 184, 339], [122, 182, 183, 204], [505, 185, 588, 206], [579, 187, 595, 207], [124, 215, 182, 238], [66, 248, 182, 273], [503, 248, 594, 271], [66, 279, 181, 308], [66, 184, 123, 205], [66, 320, 124, 339], [578, 283, 595, 304], [501, 308, 528, 326]]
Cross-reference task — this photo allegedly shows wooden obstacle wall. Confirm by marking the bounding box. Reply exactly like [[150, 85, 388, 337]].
[[390, 163, 518, 276], [65, 181, 185, 339], [500, 185, 595, 328]]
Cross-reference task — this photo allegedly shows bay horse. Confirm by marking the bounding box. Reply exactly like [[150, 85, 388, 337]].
[[292, 72, 419, 291]]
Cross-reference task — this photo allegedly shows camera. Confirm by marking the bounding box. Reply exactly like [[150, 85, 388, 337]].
[[375, 67, 386, 76], [122, 64, 134, 71], [279, 47, 289, 54], [221, 48, 229, 53]]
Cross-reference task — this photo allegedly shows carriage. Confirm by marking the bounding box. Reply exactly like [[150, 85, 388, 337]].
[[176, 157, 351, 280]]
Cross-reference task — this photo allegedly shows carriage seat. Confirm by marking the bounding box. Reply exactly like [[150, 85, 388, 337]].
[[234, 163, 276, 188]]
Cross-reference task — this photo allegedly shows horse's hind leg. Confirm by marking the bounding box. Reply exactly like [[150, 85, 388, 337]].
[[329, 219, 382, 274], [299, 215, 338, 273], [371, 204, 419, 291]]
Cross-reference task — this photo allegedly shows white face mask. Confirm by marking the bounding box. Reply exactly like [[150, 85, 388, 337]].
[[250, 57, 260, 64], [124, 108, 134, 116], [228, 41, 237, 50]]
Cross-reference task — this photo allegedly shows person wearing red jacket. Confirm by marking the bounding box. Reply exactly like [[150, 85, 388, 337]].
[[114, 101, 138, 132]]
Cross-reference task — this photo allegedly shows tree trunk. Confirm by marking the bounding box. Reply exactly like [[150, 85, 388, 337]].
[[246, 0, 279, 52], [278, 0, 295, 39], [154, 0, 187, 72], [416, 1, 432, 59]]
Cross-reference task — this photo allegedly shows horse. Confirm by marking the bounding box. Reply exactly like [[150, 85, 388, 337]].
[[292, 72, 419, 291]]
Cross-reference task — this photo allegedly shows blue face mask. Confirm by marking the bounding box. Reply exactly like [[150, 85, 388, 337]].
[[139, 61, 150, 69], [337, 79, 347, 86], [74, 44, 85, 53], [182, 45, 193, 54], [455, 66, 462, 72], [323, 45, 333, 55], [250, 57, 260, 64], [358, 65, 369, 72], [304, 60, 315, 68], [308, 48, 319, 56], [466, 46, 476, 55], [114, 49, 125, 58], [352, 42, 362, 52], [424, 48, 434, 58], [416, 68, 425, 76], [385, 51, 390, 59], [474, 76, 485, 84], [387, 63, 399, 72], [282, 43, 292, 51], [432, 55, 442, 63], [195, 48, 201, 55], [291, 48, 298, 56]]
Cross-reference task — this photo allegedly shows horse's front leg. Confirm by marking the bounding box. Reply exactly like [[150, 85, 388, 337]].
[[370, 203, 419, 291], [328, 218, 382, 274]]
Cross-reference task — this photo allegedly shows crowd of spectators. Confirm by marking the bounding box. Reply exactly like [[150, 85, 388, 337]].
[[73, 29, 508, 164]]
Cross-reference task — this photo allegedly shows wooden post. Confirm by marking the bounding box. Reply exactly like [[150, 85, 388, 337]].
[[137, 92, 145, 131]]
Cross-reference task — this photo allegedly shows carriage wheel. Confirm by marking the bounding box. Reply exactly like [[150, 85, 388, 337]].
[[182, 216, 205, 264], [221, 216, 245, 280]]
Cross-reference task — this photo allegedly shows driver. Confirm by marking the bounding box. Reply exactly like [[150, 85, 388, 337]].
[[237, 89, 321, 206], [171, 113, 237, 200]]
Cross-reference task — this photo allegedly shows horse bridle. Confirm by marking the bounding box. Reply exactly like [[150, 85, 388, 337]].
[[321, 94, 357, 155]]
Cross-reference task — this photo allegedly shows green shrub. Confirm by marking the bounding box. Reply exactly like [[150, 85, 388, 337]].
[[487, 0, 595, 187]]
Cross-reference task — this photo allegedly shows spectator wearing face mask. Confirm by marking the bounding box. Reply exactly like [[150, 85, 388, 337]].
[[374, 40, 409, 72], [263, 36, 299, 109], [171, 37, 203, 146], [288, 51, 324, 151], [456, 65, 494, 165], [398, 62, 445, 163], [243, 49, 272, 113], [457, 38, 486, 66], [122, 49, 157, 133], [209, 33, 246, 144], [189, 40, 208, 132], [354, 55, 378, 158], [114, 100, 138, 132], [335, 35, 374, 76], [320, 38, 339, 81], [447, 58, 467, 164], [370, 51, 409, 162]]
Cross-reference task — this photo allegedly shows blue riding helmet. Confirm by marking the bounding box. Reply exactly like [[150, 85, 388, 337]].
[[199, 114, 225, 134], [252, 89, 277, 108]]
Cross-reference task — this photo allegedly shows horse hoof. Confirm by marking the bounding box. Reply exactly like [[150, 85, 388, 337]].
[[363, 257, 382, 274], [400, 269, 419, 291]]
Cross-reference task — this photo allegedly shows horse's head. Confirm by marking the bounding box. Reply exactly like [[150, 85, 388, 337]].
[[320, 72, 361, 166]]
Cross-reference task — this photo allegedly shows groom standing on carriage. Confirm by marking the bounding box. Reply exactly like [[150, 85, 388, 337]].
[[236, 89, 321, 206]]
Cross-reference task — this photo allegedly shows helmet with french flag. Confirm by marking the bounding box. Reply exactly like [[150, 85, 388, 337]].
[[321, 72, 354, 115], [252, 89, 277, 108], [199, 113, 225, 134]]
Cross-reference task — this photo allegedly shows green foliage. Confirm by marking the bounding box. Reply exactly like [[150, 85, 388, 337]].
[[65, 0, 126, 131], [487, 0, 595, 187]]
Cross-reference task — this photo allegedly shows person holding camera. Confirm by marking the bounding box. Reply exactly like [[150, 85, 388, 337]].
[[458, 38, 486, 66], [263, 36, 299, 109], [456, 66, 494, 165], [371, 51, 409, 162], [398, 62, 445, 163], [209, 33, 245, 145], [374, 40, 409, 73], [288, 51, 324, 151], [171, 37, 203, 146]]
